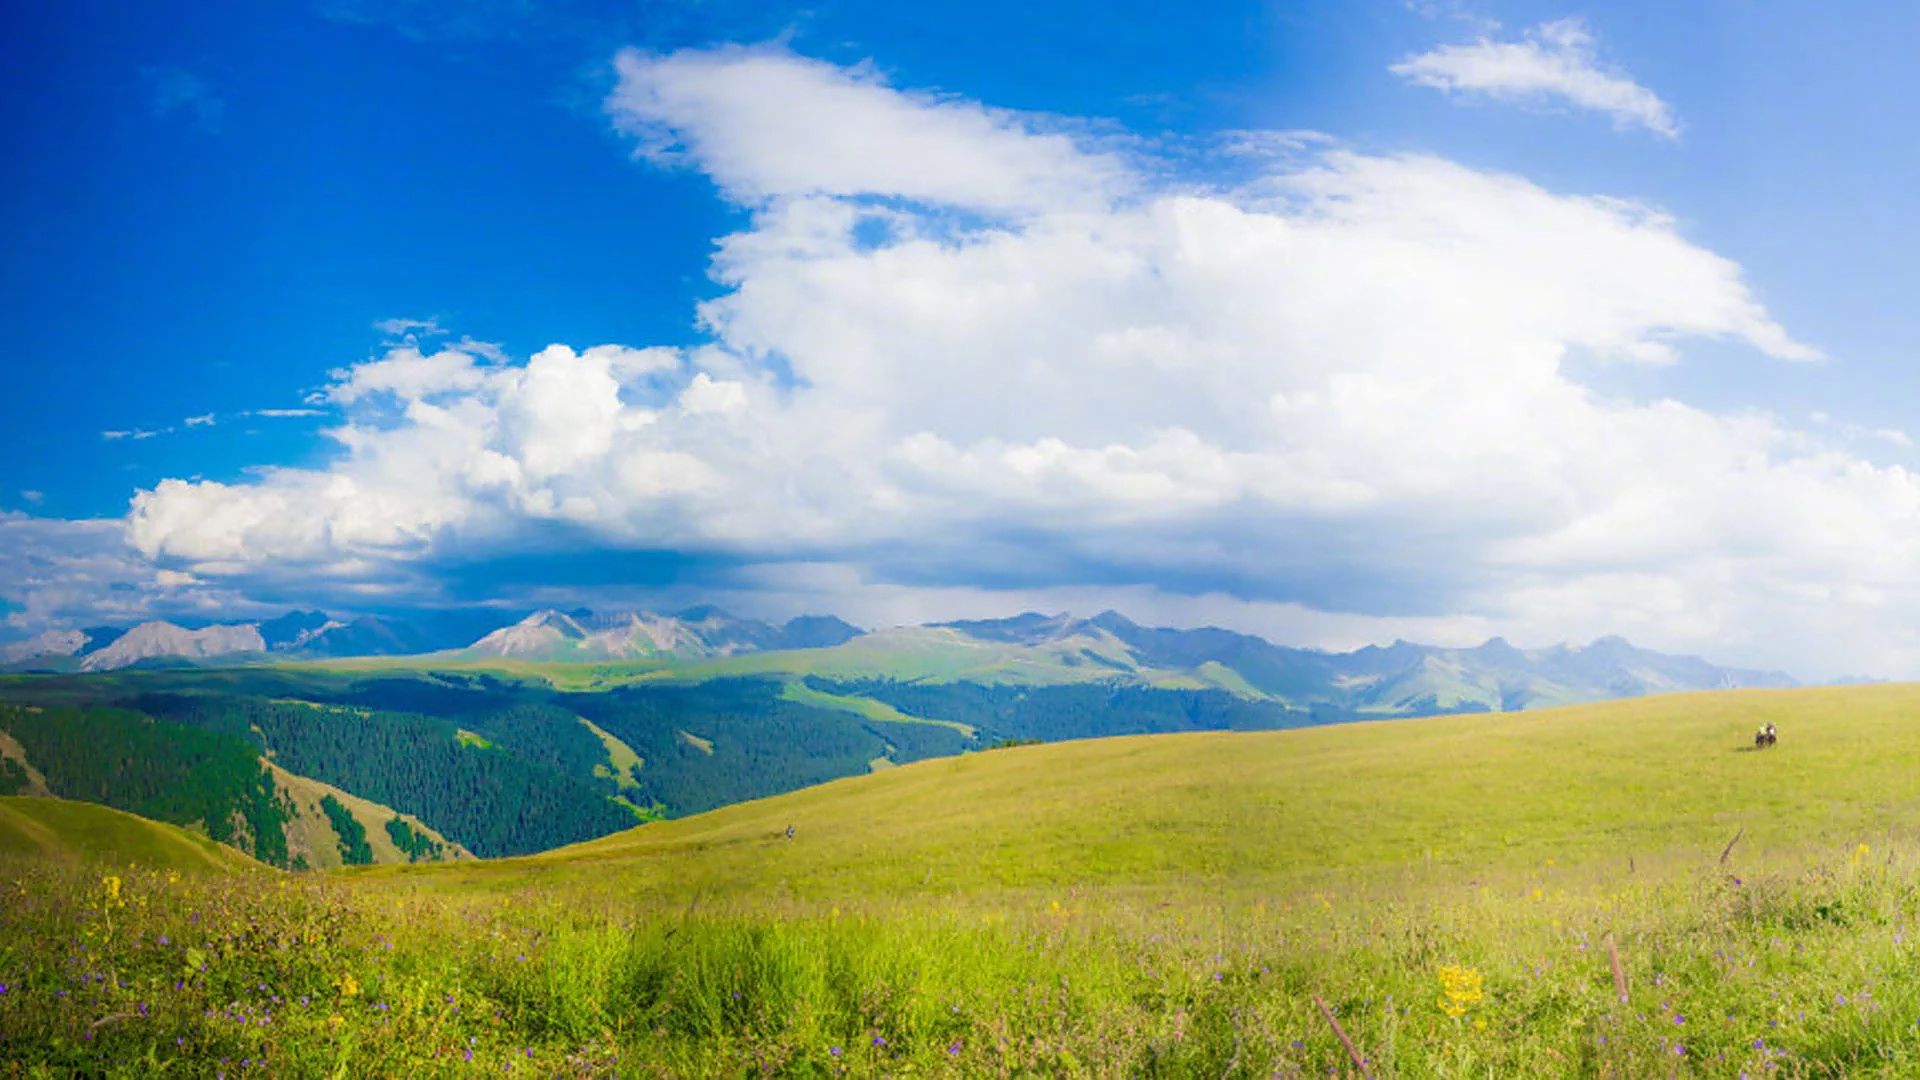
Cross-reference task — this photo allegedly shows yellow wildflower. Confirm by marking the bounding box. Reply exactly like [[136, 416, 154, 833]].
[[338, 972, 360, 999], [1437, 963, 1485, 1019]]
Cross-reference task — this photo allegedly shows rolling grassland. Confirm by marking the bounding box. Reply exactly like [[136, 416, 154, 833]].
[[7, 685, 1920, 1074]]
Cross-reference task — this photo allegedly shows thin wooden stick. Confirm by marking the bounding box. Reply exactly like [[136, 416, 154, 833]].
[[1313, 995, 1371, 1079], [1719, 827, 1745, 865], [1607, 936, 1628, 1004], [87, 1011, 138, 1032]]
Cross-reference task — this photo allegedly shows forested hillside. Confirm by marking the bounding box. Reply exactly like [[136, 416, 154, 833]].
[[806, 677, 1304, 742], [0, 704, 293, 866], [0, 666, 1337, 856], [566, 679, 973, 814], [128, 694, 638, 857]]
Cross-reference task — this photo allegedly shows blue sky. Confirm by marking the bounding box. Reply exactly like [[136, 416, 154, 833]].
[[6, 1, 1920, 675]]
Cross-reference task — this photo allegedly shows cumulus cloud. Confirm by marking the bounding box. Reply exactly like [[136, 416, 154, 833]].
[[0, 514, 271, 635], [605, 46, 1133, 214], [1392, 18, 1680, 138], [109, 46, 1920, 677]]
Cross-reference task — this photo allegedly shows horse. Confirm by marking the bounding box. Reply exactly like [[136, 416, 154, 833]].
[[1754, 730, 1776, 749]]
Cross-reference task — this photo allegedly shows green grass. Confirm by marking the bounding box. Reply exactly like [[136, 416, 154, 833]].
[[12, 684, 1920, 1074], [579, 716, 645, 790], [0, 796, 261, 874], [388, 683, 1920, 905], [778, 679, 979, 739]]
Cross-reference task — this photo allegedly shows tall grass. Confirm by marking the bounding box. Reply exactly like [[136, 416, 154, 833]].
[[7, 839, 1920, 1075]]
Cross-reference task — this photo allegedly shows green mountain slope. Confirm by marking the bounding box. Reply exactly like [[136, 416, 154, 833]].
[[0, 703, 471, 869], [0, 627, 1809, 869], [0, 795, 261, 873], [422, 682, 1917, 900]]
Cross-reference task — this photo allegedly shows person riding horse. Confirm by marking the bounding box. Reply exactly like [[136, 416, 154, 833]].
[[1754, 722, 1777, 749]]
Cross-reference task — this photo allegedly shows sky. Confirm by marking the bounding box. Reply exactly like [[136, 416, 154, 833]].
[[6, 0, 1920, 677]]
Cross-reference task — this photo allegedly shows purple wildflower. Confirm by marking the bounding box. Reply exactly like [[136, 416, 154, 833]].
[[872, 1035, 887, 1048], [829, 1046, 842, 1057]]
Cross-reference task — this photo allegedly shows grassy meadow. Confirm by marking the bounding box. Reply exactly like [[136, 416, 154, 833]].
[[8, 683, 1920, 1074]]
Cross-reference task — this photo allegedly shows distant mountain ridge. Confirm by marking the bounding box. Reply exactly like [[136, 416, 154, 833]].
[[0, 613, 440, 673], [0, 604, 1793, 715], [465, 607, 863, 662], [930, 611, 1794, 715]]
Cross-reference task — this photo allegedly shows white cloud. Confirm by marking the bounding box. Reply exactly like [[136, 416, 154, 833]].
[[184, 413, 216, 427], [111, 47, 1920, 677], [374, 315, 443, 339], [250, 408, 325, 418], [605, 46, 1133, 214], [1392, 18, 1680, 139], [154, 568, 200, 588], [326, 344, 495, 405], [0, 513, 266, 634], [19, 491, 44, 505]]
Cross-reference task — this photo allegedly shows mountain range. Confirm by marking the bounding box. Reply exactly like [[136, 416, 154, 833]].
[[0, 605, 1795, 716], [466, 606, 862, 661], [924, 611, 1794, 715]]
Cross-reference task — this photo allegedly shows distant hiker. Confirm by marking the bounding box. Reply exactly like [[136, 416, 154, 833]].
[[785, 824, 795, 841]]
